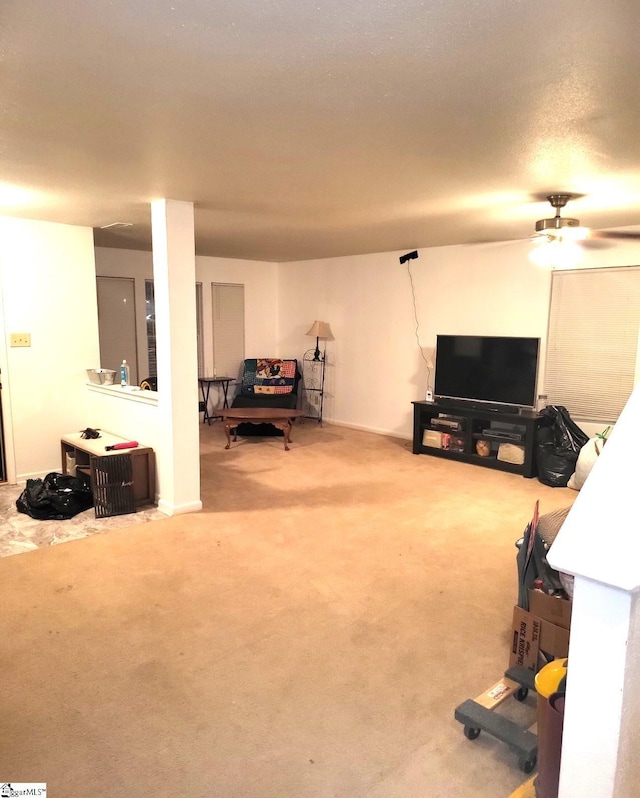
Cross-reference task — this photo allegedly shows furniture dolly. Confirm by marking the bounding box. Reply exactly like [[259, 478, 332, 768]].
[[454, 665, 538, 774]]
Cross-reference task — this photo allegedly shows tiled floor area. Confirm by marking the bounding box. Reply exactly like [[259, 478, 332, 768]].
[[0, 482, 165, 559]]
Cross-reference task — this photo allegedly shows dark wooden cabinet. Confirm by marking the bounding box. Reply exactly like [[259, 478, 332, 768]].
[[61, 432, 156, 506], [412, 400, 540, 478]]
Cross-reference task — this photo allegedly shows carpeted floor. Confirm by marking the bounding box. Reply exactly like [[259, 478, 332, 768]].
[[0, 422, 575, 797]]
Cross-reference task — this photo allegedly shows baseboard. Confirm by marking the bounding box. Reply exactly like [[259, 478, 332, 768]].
[[157, 498, 203, 517], [15, 470, 50, 484], [328, 419, 412, 441]]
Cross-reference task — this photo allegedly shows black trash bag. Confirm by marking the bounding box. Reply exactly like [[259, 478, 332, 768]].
[[538, 405, 589, 452], [536, 405, 589, 487], [16, 472, 93, 520]]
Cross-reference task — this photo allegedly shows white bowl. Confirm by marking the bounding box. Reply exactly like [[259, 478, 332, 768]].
[[86, 368, 117, 385]]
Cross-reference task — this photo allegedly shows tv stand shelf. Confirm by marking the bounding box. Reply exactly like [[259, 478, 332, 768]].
[[412, 400, 540, 478]]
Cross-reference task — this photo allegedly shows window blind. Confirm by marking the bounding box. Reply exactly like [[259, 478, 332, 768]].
[[545, 266, 640, 422], [196, 282, 204, 377], [212, 283, 245, 379], [144, 279, 157, 379]]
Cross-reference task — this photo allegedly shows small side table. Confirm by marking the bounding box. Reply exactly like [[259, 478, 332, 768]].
[[199, 376, 234, 424]]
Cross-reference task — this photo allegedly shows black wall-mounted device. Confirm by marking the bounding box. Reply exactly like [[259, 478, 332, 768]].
[[399, 250, 418, 264]]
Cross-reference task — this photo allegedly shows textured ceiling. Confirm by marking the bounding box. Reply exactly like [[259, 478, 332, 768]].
[[2, 0, 640, 261]]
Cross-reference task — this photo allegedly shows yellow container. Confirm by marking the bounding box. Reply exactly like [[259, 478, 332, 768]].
[[535, 657, 568, 698]]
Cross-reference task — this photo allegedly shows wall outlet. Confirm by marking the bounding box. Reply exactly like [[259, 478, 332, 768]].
[[10, 332, 31, 347]]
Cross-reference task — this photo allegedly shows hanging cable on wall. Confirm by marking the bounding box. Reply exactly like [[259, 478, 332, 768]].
[[400, 250, 433, 399]]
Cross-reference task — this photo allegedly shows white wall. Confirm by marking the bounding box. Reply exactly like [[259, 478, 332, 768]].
[[4, 233, 637, 484], [86, 388, 161, 462], [0, 217, 100, 482], [195, 254, 280, 365], [278, 238, 640, 439], [94, 247, 280, 408], [279, 240, 552, 438]]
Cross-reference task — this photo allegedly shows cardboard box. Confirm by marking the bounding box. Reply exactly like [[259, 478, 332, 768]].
[[422, 429, 442, 448], [510, 606, 541, 672], [528, 589, 572, 630], [509, 602, 571, 672]]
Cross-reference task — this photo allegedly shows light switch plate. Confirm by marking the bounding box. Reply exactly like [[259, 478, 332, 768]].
[[10, 333, 31, 347]]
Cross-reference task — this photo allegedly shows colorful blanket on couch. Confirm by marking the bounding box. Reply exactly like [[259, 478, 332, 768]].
[[241, 358, 297, 395]]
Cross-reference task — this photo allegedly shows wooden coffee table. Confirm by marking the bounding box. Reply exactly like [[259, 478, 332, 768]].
[[216, 407, 306, 451]]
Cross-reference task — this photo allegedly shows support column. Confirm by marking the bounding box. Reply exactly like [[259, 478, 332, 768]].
[[151, 199, 202, 515], [548, 383, 640, 796]]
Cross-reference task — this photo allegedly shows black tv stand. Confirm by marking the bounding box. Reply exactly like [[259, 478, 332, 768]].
[[412, 400, 541, 478]]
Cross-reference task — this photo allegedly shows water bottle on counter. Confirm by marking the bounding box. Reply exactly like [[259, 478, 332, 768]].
[[120, 359, 130, 387]]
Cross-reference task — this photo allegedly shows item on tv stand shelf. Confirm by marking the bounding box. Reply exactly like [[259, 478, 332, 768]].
[[431, 415, 464, 432], [476, 440, 491, 457], [422, 429, 442, 448], [482, 428, 524, 441], [498, 442, 525, 465]]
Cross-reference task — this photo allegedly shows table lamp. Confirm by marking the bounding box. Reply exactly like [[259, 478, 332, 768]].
[[305, 320, 334, 361]]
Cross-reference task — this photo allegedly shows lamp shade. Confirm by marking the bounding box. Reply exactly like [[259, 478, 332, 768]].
[[305, 320, 334, 340]]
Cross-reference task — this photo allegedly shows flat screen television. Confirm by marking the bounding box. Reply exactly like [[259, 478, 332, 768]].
[[434, 335, 540, 409]]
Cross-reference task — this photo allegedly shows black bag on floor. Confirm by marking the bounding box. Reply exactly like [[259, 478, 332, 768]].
[[536, 405, 589, 487], [16, 472, 93, 520]]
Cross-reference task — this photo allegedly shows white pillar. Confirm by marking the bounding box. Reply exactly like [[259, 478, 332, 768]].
[[548, 383, 640, 797], [151, 199, 202, 515]]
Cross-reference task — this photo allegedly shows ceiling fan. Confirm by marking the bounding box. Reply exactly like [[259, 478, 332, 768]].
[[529, 193, 640, 267]]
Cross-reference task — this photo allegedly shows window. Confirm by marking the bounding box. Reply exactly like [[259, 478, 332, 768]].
[[145, 280, 204, 381], [145, 279, 157, 379], [545, 266, 640, 422], [212, 283, 245, 379]]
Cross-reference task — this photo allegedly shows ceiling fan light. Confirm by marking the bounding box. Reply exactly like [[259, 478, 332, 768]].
[[542, 226, 590, 243], [565, 225, 590, 241], [529, 238, 583, 269]]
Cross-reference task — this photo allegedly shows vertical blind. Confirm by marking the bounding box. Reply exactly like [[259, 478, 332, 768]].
[[545, 266, 640, 421], [195, 282, 204, 377], [212, 283, 245, 378]]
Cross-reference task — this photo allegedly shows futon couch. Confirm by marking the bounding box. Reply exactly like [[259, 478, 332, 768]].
[[231, 358, 301, 436]]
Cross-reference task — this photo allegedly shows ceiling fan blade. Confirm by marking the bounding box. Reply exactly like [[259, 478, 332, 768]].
[[578, 238, 615, 251], [591, 230, 640, 240]]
